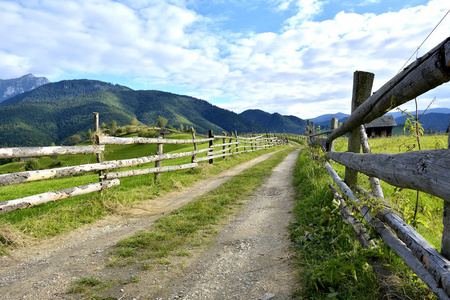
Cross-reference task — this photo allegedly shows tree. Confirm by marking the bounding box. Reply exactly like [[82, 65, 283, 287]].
[[131, 117, 138, 127], [69, 134, 82, 145], [86, 129, 93, 142], [110, 120, 117, 135], [179, 124, 184, 132], [157, 116, 168, 128], [25, 159, 40, 171], [50, 142, 59, 162]]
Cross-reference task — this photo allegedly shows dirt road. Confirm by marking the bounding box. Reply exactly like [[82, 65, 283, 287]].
[[0, 148, 300, 299]]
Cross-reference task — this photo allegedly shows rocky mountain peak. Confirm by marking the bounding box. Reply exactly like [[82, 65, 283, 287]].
[[0, 74, 49, 103]]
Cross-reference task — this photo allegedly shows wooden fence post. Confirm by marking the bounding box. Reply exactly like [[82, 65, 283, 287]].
[[327, 118, 338, 152], [93, 112, 104, 182], [190, 127, 197, 163], [344, 71, 374, 188], [228, 132, 232, 154], [155, 138, 163, 180], [443, 123, 450, 259], [208, 130, 214, 164], [222, 132, 227, 159]]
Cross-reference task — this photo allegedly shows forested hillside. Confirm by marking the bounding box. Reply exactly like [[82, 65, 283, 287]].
[[0, 80, 266, 147], [240, 109, 307, 134]]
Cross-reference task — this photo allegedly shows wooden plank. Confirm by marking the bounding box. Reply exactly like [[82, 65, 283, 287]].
[[327, 37, 450, 144], [0, 145, 105, 159], [0, 180, 120, 215], [0, 149, 211, 186], [211, 142, 239, 148], [101, 163, 197, 180], [326, 150, 450, 202], [98, 135, 214, 145], [325, 163, 450, 298]]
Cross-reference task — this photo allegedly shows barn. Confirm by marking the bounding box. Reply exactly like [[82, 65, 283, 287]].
[[364, 115, 397, 138]]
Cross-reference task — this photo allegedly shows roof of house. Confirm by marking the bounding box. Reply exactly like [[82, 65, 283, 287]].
[[365, 115, 397, 128]]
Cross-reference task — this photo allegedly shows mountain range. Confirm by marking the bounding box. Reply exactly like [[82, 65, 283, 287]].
[[0, 78, 307, 147], [0, 74, 49, 103], [0, 74, 448, 147]]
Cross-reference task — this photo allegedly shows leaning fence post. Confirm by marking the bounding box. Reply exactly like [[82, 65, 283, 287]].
[[190, 127, 197, 163], [443, 122, 450, 259], [93, 112, 104, 182], [208, 130, 214, 164], [344, 71, 374, 188], [155, 137, 163, 181]]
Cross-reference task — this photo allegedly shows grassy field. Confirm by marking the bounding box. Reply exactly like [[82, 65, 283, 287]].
[[290, 133, 447, 299], [0, 133, 286, 255]]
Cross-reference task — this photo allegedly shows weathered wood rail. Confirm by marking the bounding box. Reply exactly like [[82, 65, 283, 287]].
[[306, 36, 450, 299], [0, 121, 285, 215]]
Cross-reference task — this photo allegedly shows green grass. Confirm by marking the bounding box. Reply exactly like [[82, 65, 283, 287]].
[[0, 137, 287, 255], [290, 149, 436, 299]]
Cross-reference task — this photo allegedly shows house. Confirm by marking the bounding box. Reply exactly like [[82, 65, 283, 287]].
[[364, 115, 397, 138], [157, 129, 173, 136]]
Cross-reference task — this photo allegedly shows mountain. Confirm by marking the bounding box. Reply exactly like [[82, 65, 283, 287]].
[[0, 79, 266, 147], [309, 112, 349, 124], [394, 113, 450, 133], [239, 109, 307, 134], [388, 107, 450, 120], [0, 74, 49, 103]]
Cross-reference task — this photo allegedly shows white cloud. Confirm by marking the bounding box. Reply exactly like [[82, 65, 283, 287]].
[[0, 0, 449, 119]]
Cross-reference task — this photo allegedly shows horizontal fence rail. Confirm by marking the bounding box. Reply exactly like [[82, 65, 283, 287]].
[[0, 117, 286, 215]]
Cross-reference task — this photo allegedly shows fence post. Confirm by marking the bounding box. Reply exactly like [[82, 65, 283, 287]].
[[443, 124, 450, 259], [93, 112, 104, 182], [155, 138, 163, 181], [344, 71, 374, 188], [208, 130, 214, 164], [191, 127, 197, 163], [228, 132, 232, 154], [328, 118, 338, 151], [222, 131, 227, 159]]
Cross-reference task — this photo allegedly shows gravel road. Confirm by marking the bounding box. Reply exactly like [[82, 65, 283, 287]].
[[0, 148, 300, 299]]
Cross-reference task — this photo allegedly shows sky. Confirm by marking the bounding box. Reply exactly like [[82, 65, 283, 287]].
[[0, 0, 449, 119]]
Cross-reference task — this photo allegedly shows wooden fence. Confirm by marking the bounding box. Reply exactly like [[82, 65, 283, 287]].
[[0, 117, 284, 215], [306, 36, 450, 299]]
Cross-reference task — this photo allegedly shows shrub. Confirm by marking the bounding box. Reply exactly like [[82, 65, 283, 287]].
[[25, 159, 40, 171]]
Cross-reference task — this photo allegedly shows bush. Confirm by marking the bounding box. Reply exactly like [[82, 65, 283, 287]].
[[138, 130, 157, 138], [25, 159, 40, 171]]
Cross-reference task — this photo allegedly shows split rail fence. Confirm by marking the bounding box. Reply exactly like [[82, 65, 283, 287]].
[[306, 36, 450, 299], [0, 115, 284, 215]]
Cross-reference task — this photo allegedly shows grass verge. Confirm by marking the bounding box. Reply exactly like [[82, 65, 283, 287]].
[[67, 147, 297, 297], [289, 148, 436, 299]]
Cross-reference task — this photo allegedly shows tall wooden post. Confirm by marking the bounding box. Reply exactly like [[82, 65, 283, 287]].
[[344, 71, 374, 188], [190, 127, 197, 163], [222, 132, 227, 159], [442, 122, 450, 259], [208, 130, 214, 164], [155, 138, 163, 181], [234, 131, 239, 153], [93, 112, 103, 182], [328, 118, 338, 152]]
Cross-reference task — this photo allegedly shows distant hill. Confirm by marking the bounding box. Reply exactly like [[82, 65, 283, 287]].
[[0, 74, 49, 103], [394, 113, 450, 133], [0, 80, 266, 147], [309, 112, 349, 124], [240, 109, 307, 134]]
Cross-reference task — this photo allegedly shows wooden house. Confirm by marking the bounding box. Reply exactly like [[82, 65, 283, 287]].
[[157, 129, 173, 136], [364, 115, 397, 138]]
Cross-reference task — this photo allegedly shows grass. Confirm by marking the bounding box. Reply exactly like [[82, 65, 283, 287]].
[[66, 147, 296, 297], [290, 148, 437, 299], [0, 135, 288, 255]]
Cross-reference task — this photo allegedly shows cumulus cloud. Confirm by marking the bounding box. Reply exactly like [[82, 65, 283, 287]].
[[0, 0, 449, 118]]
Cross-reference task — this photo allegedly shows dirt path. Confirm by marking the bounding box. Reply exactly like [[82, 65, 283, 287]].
[[0, 148, 300, 299], [152, 148, 301, 300]]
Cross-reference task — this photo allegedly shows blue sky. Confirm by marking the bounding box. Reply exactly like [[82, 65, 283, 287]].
[[0, 0, 449, 119]]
